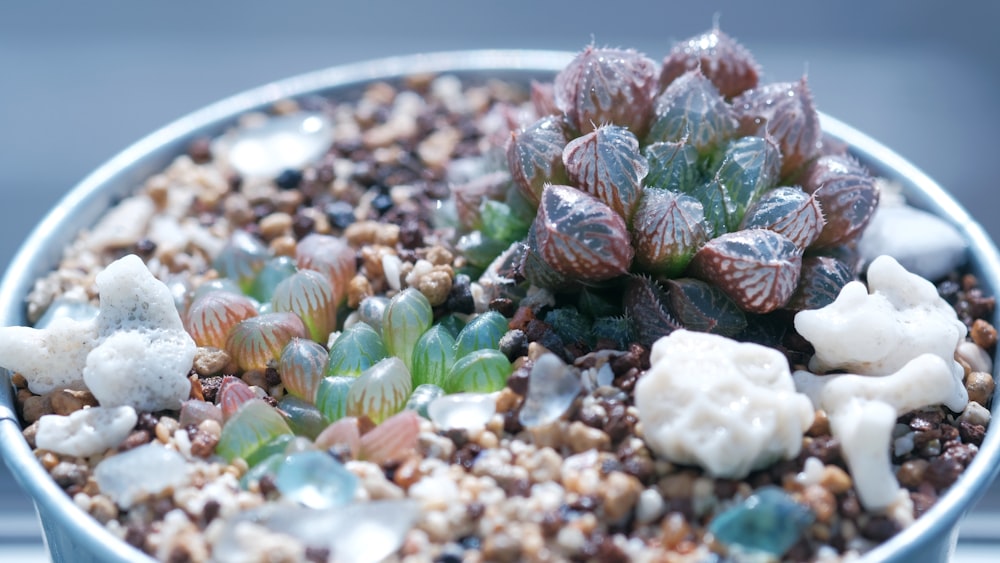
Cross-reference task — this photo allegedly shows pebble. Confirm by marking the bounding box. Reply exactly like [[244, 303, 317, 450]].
[[960, 401, 992, 427], [635, 488, 666, 524], [428, 393, 496, 432], [49, 386, 98, 416], [35, 405, 138, 457], [224, 112, 334, 178], [94, 442, 189, 509], [965, 371, 995, 406], [708, 486, 815, 558], [273, 451, 359, 509], [858, 204, 967, 281], [957, 342, 993, 375], [518, 353, 582, 428], [193, 347, 231, 376]]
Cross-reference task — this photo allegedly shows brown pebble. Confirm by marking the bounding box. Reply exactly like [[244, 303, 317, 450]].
[[960, 421, 986, 446], [971, 319, 998, 350], [660, 512, 691, 549], [187, 138, 213, 164], [807, 409, 830, 437], [801, 435, 841, 465], [50, 387, 98, 416], [11, 373, 27, 389], [269, 235, 297, 257], [21, 395, 53, 424], [965, 371, 995, 406], [119, 430, 152, 451], [802, 484, 836, 523], [258, 212, 293, 240], [600, 471, 642, 521], [414, 267, 453, 307], [345, 221, 380, 246], [819, 464, 852, 495], [190, 430, 219, 458], [567, 421, 611, 453], [424, 245, 454, 266], [89, 495, 118, 524], [925, 456, 963, 491], [347, 275, 374, 309], [51, 461, 88, 489], [897, 459, 929, 490], [861, 516, 900, 542]]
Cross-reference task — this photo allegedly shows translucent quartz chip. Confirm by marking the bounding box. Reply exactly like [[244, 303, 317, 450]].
[[214, 500, 419, 563], [708, 486, 814, 557], [518, 353, 582, 428], [94, 443, 190, 509], [225, 112, 334, 178], [428, 392, 496, 431], [274, 450, 358, 510]]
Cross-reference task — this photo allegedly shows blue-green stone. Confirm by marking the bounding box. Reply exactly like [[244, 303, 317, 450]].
[[239, 452, 284, 490], [274, 451, 358, 510], [708, 486, 815, 558]]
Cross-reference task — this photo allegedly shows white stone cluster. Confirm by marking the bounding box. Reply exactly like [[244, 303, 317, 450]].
[[635, 330, 814, 478], [793, 255, 970, 511], [0, 254, 195, 412]]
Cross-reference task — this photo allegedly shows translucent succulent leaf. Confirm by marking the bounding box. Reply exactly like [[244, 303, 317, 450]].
[[217, 398, 292, 463], [405, 384, 445, 419], [453, 171, 512, 231], [357, 296, 390, 335], [411, 325, 457, 388], [314, 416, 361, 455], [518, 236, 575, 291], [801, 155, 880, 248], [592, 316, 634, 349], [218, 376, 257, 422], [226, 312, 309, 372], [740, 186, 825, 250], [711, 136, 782, 228], [531, 80, 558, 117], [646, 69, 738, 153], [733, 77, 821, 179], [532, 185, 634, 283], [382, 288, 433, 372], [296, 234, 356, 306], [554, 46, 658, 138], [643, 140, 702, 193], [249, 256, 298, 303], [346, 357, 413, 424], [631, 188, 710, 277], [186, 290, 259, 349], [316, 376, 355, 423], [271, 270, 338, 344], [665, 278, 747, 336], [562, 125, 648, 221], [443, 349, 512, 394], [358, 411, 420, 465], [213, 230, 272, 293], [456, 231, 511, 269], [543, 308, 592, 347], [480, 200, 532, 244], [624, 275, 682, 346], [245, 433, 297, 468], [454, 311, 509, 358], [326, 322, 388, 378], [688, 178, 734, 237], [689, 230, 803, 314], [660, 27, 760, 98], [506, 115, 570, 207], [279, 337, 329, 403], [436, 314, 466, 338], [785, 256, 853, 311], [278, 395, 327, 440]]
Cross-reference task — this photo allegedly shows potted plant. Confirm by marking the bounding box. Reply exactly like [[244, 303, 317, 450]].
[[0, 30, 997, 563]]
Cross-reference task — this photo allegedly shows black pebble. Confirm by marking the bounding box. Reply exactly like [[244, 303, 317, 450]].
[[275, 169, 303, 190]]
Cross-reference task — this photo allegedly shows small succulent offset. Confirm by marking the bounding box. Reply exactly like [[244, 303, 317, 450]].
[[492, 28, 879, 344]]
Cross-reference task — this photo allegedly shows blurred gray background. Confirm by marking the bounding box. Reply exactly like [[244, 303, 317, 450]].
[[1, 1, 999, 560]]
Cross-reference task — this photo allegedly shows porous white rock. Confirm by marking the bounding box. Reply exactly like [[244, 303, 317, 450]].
[[35, 406, 137, 457], [793, 257, 972, 511], [795, 254, 967, 388], [0, 254, 195, 410], [634, 330, 814, 479], [858, 204, 967, 282]]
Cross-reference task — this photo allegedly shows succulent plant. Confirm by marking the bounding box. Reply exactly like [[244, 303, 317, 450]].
[[453, 28, 881, 348]]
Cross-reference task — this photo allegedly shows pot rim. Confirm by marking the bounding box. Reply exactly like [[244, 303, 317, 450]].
[[1, 49, 998, 562]]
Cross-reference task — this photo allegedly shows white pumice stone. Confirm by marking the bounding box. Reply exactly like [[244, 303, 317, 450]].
[[35, 406, 137, 457], [0, 254, 195, 410], [858, 204, 967, 282], [635, 330, 814, 479]]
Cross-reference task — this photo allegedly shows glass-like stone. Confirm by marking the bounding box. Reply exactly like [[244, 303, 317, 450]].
[[428, 393, 496, 432], [274, 450, 358, 510], [518, 353, 582, 428], [708, 486, 815, 558]]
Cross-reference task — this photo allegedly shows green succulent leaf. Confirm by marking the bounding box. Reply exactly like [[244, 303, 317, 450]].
[[631, 187, 710, 277], [643, 140, 702, 193], [562, 125, 648, 221], [646, 69, 738, 153], [507, 115, 570, 207], [665, 278, 747, 337], [785, 256, 853, 311], [740, 186, 825, 250]]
